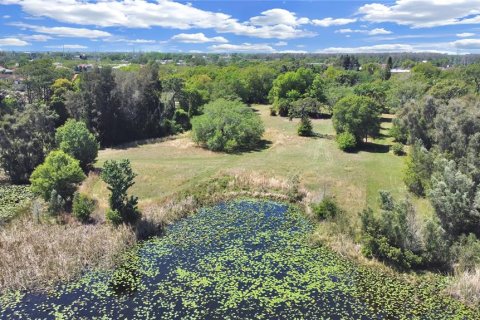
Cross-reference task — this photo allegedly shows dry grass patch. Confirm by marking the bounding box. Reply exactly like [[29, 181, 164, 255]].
[[447, 268, 480, 307], [0, 216, 135, 293]]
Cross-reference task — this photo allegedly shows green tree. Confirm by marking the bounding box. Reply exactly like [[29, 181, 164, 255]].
[[428, 79, 469, 103], [0, 103, 57, 183], [332, 95, 380, 143], [55, 119, 99, 171], [297, 116, 313, 137], [336, 131, 357, 151], [412, 62, 440, 80], [465, 64, 480, 93], [49, 78, 74, 125], [191, 99, 264, 152], [30, 150, 86, 202], [72, 192, 95, 223], [101, 159, 140, 225], [428, 159, 479, 237], [403, 142, 433, 196], [384, 56, 393, 80]]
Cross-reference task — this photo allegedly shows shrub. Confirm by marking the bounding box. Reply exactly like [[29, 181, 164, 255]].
[[269, 107, 277, 116], [106, 209, 123, 226], [336, 131, 357, 151], [55, 119, 99, 171], [191, 99, 265, 153], [360, 193, 424, 269], [72, 192, 95, 223], [312, 197, 339, 220], [422, 217, 450, 268], [173, 108, 191, 131], [451, 234, 480, 272], [297, 116, 313, 137], [47, 189, 65, 216], [101, 159, 140, 225], [392, 143, 404, 155], [30, 150, 86, 202]]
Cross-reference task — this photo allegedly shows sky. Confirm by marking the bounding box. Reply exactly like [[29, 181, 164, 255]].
[[1, 0, 480, 54]]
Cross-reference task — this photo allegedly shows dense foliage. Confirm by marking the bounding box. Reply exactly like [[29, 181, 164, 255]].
[[30, 150, 86, 202], [332, 95, 380, 144], [191, 99, 264, 152], [0, 104, 57, 183], [101, 159, 140, 225], [55, 119, 99, 171], [72, 192, 95, 223]]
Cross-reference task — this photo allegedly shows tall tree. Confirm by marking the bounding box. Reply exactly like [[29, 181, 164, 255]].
[[0, 103, 57, 183]]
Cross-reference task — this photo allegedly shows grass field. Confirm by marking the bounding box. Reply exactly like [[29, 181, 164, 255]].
[[94, 105, 431, 223]]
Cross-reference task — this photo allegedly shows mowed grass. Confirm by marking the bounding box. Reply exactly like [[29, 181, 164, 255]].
[[96, 105, 430, 219]]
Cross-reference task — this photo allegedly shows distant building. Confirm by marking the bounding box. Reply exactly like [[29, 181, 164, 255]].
[[74, 64, 94, 73], [391, 68, 411, 73]]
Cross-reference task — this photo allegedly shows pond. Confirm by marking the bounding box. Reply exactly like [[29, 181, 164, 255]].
[[0, 199, 477, 319]]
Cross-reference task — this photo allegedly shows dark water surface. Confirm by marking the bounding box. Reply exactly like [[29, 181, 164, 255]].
[[0, 200, 477, 319]]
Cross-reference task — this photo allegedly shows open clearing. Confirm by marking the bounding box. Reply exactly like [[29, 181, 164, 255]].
[[95, 105, 430, 219]]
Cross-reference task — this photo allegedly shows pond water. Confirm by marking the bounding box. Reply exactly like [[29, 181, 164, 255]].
[[0, 200, 477, 319]]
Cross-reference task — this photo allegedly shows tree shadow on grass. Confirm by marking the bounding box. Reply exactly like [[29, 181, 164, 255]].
[[311, 132, 335, 140], [231, 139, 273, 154], [359, 142, 391, 153]]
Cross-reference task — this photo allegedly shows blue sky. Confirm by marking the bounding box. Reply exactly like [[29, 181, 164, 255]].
[[1, 0, 480, 53]]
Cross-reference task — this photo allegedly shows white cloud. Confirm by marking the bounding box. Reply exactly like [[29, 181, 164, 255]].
[[22, 34, 52, 41], [3, 15, 10, 18], [318, 44, 414, 53], [358, 0, 480, 28], [45, 44, 88, 49], [336, 28, 392, 35], [171, 33, 228, 43], [0, 37, 29, 46], [249, 9, 309, 26], [11, 23, 111, 38], [209, 43, 276, 52], [311, 17, 357, 27], [127, 39, 156, 44], [274, 41, 288, 46], [452, 38, 480, 49], [278, 50, 307, 54], [1, 0, 315, 39], [457, 32, 475, 38], [318, 42, 458, 54]]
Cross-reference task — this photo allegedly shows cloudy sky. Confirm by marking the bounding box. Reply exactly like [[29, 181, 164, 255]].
[[1, 0, 480, 53]]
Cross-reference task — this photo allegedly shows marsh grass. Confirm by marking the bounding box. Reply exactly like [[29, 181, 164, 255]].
[[447, 268, 480, 307], [0, 216, 135, 293]]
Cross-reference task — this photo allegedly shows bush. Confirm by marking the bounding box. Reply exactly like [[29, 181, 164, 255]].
[[312, 197, 339, 220], [392, 143, 404, 155], [173, 108, 191, 131], [106, 209, 123, 226], [360, 193, 425, 269], [297, 116, 313, 136], [191, 99, 265, 152], [30, 150, 86, 202], [336, 131, 357, 151], [47, 189, 65, 216], [422, 217, 450, 268], [451, 234, 480, 272], [55, 119, 99, 171], [269, 107, 277, 116], [101, 159, 140, 225], [72, 192, 95, 223]]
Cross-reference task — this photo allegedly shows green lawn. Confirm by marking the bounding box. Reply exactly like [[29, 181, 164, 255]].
[[96, 105, 430, 218]]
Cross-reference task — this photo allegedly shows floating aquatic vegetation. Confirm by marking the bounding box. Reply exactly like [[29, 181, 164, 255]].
[[0, 200, 478, 319]]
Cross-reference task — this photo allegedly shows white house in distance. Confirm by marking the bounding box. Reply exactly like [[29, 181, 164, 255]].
[[391, 68, 411, 73]]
